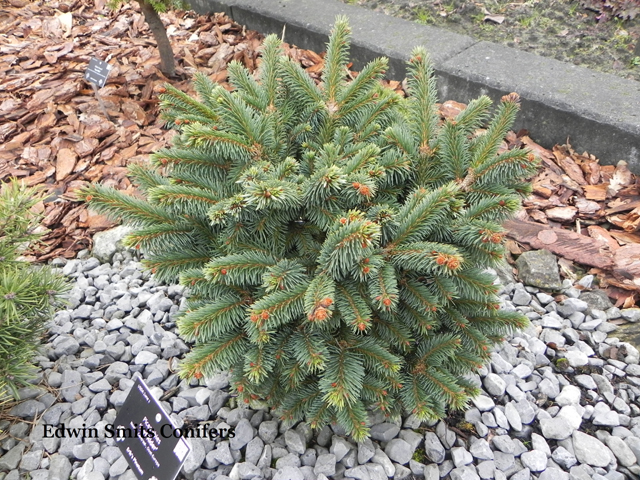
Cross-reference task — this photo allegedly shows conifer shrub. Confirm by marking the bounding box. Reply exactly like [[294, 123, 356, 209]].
[[83, 18, 535, 439], [0, 181, 68, 401]]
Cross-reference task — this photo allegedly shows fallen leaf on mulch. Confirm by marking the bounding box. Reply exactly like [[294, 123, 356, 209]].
[[484, 14, 506, 24]]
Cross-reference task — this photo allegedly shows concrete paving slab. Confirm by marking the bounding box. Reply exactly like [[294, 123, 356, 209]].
[[439, 41, 640, 170], [188, 0, 640, 172]]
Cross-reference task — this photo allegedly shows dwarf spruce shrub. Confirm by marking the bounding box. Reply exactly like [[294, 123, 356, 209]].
[[0, 181, 68, 401], [83, 18, 535, 439]]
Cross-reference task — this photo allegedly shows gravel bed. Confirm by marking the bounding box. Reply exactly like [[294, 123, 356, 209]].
[[3, 241, 640, 480]]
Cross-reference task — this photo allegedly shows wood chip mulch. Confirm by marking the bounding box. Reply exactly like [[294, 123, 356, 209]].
[[505, 140, 640, 308]]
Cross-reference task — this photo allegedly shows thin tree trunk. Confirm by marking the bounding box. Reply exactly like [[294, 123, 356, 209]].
[[138, 0, 176, 77]]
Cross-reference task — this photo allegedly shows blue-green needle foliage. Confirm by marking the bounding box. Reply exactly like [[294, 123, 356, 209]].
[[82, 17, 536, 440]]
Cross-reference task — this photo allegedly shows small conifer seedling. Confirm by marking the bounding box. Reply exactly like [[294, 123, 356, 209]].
[[0, 181, 69, 401], [83, 17, 535, 439]]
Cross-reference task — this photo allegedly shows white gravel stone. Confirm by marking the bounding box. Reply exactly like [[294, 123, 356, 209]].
[[540, 417, 574, 440], [557, 405, 583, 430], [564, 350, 589, 367], [483, 373, 506, 396], [572, 431, 612, 467], [593, 409, 621, 427], [511, 364, 532, 379], [605, 435, 637, 467], [230, 418, 254, 450], [369, 423, 400, 442], [0, 445, 25, 471], [423, 464, 440, 480], [330, 436, 353, 463], [424, 432, 445, 464], [284, 429, 306, 455], [451, 447, 473, 467], [471, 395, 495, 412], [621, 308, 640, 322], [557, 298, 589, 316], [538, 378, 560, 398], [399, 429, 422, 451], [509, 468, 530, 480], [133, 350, 157, 365], [512, 288, 532, 306], [513, 399, 536, 424], [385, 438, 413, 465], [491, 436, 515, 454], [555, 385, 582, 406], [48, 455, 72, 480], [371, 448, 394, 477], [469, 439, 494, 461], [314, 454, 336, 477], [531, 433, 551, 456], [449, 466, 480, 480], [574, 375, 597, 389], [538, 467, 569, 480], [520, 450, 547, 472], [504, 403, 522, 431], [357, 439, 375, 464], [551, 446, 577, 469], [476, 461, 494, 480], [506, 384, 525, 401]]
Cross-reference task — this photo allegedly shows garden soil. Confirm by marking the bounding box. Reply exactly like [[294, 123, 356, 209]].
[[341, 0, 640, 82]]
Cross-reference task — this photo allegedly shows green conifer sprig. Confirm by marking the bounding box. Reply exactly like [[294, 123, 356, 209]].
[[0, 181, 69, 400], [82, 17, 536, 440]]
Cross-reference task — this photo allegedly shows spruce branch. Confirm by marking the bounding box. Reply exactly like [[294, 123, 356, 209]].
[[323, 16, 352, 108], [127, 162, 170, 193], [405, 47, 439, 155], [258, 35, 283, 108], [391, 183, 460, 245], [290, 330, 329, 373], [469, 94, 521, 170], [204, 252, 279, 285], [177, 296, 246, 342], [159, 82, 220, 123], [81, 184, 176, 226], [180, 331, 248, 378], [335, 281, 373, 333], [338, 57, 388, 110], [280, 57, 324, 109], [142, 248, 212, 282], [320, 345, 365, 410], [453, 96, 492, 136], [227, 60, 265, 111]]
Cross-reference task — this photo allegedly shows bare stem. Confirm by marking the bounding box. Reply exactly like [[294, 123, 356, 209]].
[[138, 0, 176, 77]]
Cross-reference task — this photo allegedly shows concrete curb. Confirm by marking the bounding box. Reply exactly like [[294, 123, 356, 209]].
[[188, 0, 640, 172]]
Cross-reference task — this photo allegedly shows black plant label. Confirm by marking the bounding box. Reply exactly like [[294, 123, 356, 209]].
[[84, 57, 112, 89], [113, 377, 191, 480]]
